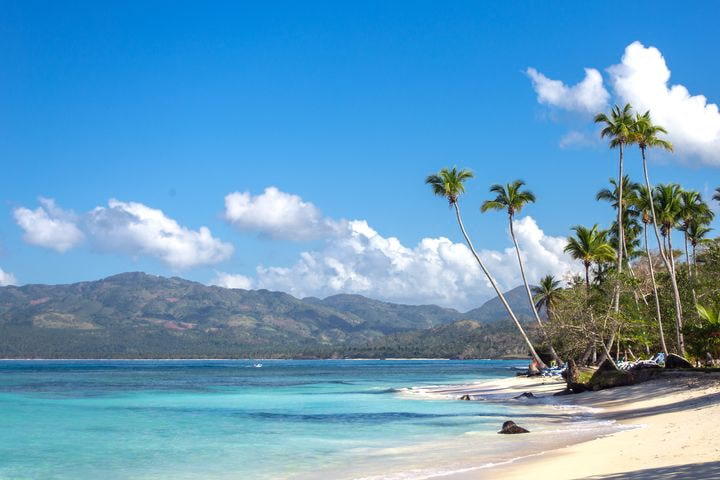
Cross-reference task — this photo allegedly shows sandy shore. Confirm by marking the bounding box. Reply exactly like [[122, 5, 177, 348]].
[[430, 372, 720, 480]]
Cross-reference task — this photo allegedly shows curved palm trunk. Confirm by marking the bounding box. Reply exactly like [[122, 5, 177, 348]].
[[509, 216, 563, 365], [641, 147, 685, 356], [645, 222, 668, 356], [452, 203, 546, 369]]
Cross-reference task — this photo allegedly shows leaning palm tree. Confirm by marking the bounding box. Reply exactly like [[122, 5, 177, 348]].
[[532, 275, 563, 324], [481, 180, 562, 365], [632, 112, 685, 356], [634, 185, 668, 356], [426, 168, 546, 369], [595, 104, 635, 279], [564, 225, 616, 289]]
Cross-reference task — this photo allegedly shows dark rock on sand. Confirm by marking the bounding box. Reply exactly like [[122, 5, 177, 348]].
[[513, 392, 537, 400], [665, 353, 693, 369], [498, 421, 530, 434], [459, 394, 472, 401]]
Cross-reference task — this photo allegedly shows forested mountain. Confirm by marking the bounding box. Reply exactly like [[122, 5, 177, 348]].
[[0, 272, 535, 358]]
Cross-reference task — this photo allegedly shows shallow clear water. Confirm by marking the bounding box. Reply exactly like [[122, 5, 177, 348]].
[[0, 360, 607, 479]]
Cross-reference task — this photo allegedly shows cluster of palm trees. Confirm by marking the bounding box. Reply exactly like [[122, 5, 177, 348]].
[[426, 103, 719, 367], [564, 105, 715, 358]]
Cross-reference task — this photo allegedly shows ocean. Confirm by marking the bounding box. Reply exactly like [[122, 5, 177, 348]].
[[0, 360, 618, 479]]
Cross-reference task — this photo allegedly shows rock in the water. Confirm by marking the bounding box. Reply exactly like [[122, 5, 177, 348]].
[[459, 394, 471, 401], [513, 392, 537, 400], [498, 421, 530, 434], [665, 353, 693, 369]]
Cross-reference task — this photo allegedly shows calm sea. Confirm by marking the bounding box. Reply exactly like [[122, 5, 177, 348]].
[[0, 360, 614, 479]]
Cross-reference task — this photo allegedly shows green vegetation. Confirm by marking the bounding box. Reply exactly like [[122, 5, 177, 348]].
[[427, 105, 720, 368]]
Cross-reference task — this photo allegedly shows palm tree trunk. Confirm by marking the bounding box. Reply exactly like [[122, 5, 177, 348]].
[[667, 232, 685, 355], [684, 231, 691, 277], [645, 222, 668, 356], [508, 216, 563, 365], [452, 202, 547, 369], [641, 147, 685, 356], [613, 143, 624, 319]]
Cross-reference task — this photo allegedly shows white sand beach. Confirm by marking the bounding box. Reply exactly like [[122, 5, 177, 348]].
[[434, 372, 720, 479]]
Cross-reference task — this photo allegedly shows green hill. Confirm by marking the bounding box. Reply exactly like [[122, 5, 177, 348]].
[[0, 272, 536, 359]]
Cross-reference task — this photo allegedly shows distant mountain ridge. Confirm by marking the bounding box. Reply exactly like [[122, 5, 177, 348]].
[[0, 272, 537, 358]]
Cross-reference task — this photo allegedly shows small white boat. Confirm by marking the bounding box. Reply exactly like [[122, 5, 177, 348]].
[[253, 363, 263, 368]]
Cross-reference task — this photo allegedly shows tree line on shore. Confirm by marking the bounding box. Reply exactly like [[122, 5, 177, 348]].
[[427, 104, 720, 369]]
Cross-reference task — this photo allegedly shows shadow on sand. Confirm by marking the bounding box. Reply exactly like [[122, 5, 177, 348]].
[[582, 461, 720, 480]]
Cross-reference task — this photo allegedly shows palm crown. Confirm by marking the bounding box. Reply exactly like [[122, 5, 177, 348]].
[[594, 104, 636, 148], [596, 175, 640, 213], [633, 111, 673, 152], [425, 167, 474, 205], [654, 183, 684, 235], [531, 275, 563, 313], [564, 224, 616, 270], [480, 180, 535, 216]]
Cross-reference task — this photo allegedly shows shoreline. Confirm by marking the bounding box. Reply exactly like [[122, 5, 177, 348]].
[[426, 372, 720, 480]]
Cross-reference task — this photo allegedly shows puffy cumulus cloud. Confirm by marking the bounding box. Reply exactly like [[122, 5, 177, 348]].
[[527, 67, 609, 113], [224, 187, 344, 241], [13, 197, 233, 269], [13, 198, 84, 252], [86, 200, 234, 269], [211, 272, 254, 290], [0, 267, 17, 286], [241, 216, 578, 311], [608, 41, 720, 166]]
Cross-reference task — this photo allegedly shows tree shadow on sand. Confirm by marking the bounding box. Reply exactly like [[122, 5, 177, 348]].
[[582, 461, 720, 480]]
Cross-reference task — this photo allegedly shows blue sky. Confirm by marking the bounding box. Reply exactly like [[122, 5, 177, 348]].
[[2, 1, 719, 308]]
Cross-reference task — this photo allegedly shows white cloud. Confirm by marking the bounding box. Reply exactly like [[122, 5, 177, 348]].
[[86, 200, 234, 269], [608, 41, 720, 166], [0, 267, 17, 286], [528, 41, 720, 166], [13, 198, 84, 252], [14, 198, 233, 269], [559, 130, 598, 149], [527, 67, 609, 113], [224, 187, 344, 241], [211, 272, 254, 290], [230, 215, 578, 311]]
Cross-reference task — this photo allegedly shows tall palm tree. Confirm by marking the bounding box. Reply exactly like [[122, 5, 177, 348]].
[[481, 180, 562, 365], [564, 225, 616, 289], [532, 275, 563, 324], [632, 112, 685, 356], [678, 190, 714, 275], [595, 104, 635, 279], [426, 168, 547, 369], [634, 185, 668, 356], [654, 183, 686, 354]]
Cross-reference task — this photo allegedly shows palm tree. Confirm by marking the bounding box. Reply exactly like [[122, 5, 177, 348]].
[[596, 175, 642, 269], [595, 104, 635, 279], [678, 190, 714, 275], [654, 183, 686, 354], [632, 112, 685, 356], [532, 275, 563, 324], [634, 185, 668, 356], [687, 222, 712, 270], [481, 180, 562, 365], [426, 168, 547, 369], [564, 225, 616, 289]]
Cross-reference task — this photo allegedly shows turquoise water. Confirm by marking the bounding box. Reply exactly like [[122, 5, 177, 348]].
[[0, 360, 595, 479]]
